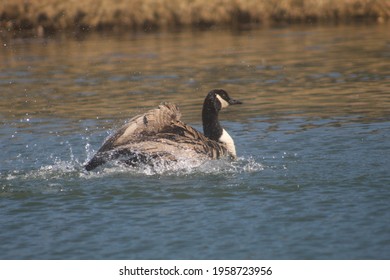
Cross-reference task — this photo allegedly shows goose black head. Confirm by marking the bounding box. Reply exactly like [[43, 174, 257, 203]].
[[202, 89, 242, 141], [204, 89, 242, 112]]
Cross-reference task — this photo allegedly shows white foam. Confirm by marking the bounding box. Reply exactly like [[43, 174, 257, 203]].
[[83, 155, 264, 177], [4, 137, 264, 181]]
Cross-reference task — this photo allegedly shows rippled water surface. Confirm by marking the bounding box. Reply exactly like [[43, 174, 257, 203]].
[[1, 24, 390, 259]]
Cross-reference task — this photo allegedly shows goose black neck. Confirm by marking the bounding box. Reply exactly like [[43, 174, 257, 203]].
[[202, 95, 223, 141]]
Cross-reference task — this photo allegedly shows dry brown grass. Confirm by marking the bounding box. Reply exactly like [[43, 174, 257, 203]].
[[1, 0, 389, 37]]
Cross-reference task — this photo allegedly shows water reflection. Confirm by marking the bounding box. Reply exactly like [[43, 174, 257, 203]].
[[1, 24, 389, 125]]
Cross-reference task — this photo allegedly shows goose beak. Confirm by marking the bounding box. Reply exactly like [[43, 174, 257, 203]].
[[228, 98, 242, 105]]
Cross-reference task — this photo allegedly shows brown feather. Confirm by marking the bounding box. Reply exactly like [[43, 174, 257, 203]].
[[85, 103, 232, 171]]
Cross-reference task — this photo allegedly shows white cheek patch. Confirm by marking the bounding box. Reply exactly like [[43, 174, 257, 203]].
[[216, 94, 230, 109], [219, 129, 236, 157]]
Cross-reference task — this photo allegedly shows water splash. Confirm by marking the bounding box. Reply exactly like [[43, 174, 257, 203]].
[[81, 155, 264, 177], [2, 155, 264, 186], [1, 130, 264, 191]]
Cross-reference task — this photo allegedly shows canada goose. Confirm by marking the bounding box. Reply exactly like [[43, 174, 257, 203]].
[[85, 89, 242, 171]]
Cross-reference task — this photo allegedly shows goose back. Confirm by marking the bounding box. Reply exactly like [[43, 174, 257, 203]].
[[85, 103, 232, 170]]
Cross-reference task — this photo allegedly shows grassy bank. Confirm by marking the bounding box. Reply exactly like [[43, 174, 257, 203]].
[[1, 0, 389, 37]]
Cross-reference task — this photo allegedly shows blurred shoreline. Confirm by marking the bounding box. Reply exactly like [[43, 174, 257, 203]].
[[1, 0, 389, 38]]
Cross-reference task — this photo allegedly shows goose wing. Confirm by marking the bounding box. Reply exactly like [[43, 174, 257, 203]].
[[152, 121, 231, 159], [99, 102, 181, 152], [85, 103, 181, 170]]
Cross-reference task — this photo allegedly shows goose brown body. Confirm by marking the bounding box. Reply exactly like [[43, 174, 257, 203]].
[[85, 90, 241, 171]]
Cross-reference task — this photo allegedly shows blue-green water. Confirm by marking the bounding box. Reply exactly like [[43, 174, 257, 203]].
[[1, 24, 389, 259]]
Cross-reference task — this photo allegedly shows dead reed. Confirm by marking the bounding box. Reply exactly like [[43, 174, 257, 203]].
[[1, 0, 389, 37]]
